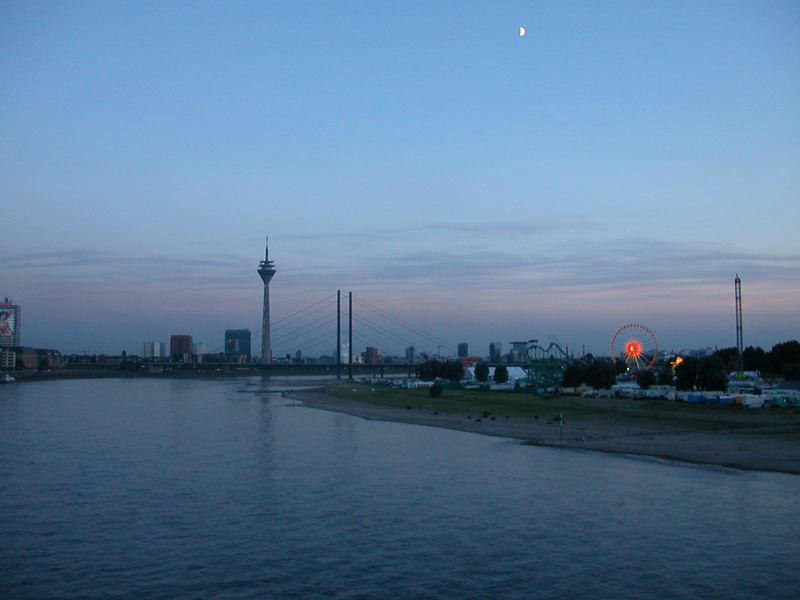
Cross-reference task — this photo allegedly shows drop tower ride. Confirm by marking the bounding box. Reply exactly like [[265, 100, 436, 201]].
[[735, 274, 743, 373], [257, 237, 277, 364]]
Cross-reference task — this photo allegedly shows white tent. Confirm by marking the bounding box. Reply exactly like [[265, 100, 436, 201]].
[[463, 365, 528, 382]]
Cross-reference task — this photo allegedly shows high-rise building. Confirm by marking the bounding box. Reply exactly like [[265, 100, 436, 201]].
[[225, 329, 251, 360], [364, 346, 380, 365], [257, 237, 277, 364], [0, 297, 21, 347], [141, 342, 168, 359], [489, 342, 502, 363], [509, 341, 528, 363], [170, 335, 193, 361], [458, 343, 469, 358], [405, 346, 416, 363]]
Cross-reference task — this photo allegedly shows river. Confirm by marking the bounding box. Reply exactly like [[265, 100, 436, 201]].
[[1, 377, 798, 599]]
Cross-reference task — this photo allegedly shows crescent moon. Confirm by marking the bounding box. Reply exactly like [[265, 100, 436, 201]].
[[519, 26, 526, 37]]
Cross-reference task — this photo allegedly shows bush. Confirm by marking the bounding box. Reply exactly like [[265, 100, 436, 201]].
[[429, 382, 444, 398]]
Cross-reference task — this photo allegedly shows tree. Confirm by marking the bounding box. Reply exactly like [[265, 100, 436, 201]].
[[674, 356, 699, 391], [769, 340, 800, 375], [442, 360, 465, 383], [586, 360, 616, 390], [713, 346, 739, 372], [614, 360, 628, 375], [637, 369, 656, 389], [494, 364, 509, 384], [657, 365, 674, 386], [417, 360, 441, 381], [742, 345, 768, 372], [699, 356, 728, 391], [474, 362, 489, 383], [784, 362, 800, 381], [562, 362, 588, 387], [429, 382, 444, 398]]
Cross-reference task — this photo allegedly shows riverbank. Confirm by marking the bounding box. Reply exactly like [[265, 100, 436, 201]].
[[294, 384, 800, 474]]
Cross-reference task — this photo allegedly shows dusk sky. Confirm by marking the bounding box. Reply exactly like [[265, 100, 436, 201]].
[[2, 1, 799, 358]]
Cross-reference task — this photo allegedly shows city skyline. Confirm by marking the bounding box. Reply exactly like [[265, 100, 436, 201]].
[[2, 2, 798, 356]]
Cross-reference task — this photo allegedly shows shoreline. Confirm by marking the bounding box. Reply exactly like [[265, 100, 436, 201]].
[[293, 389, 800, 475]]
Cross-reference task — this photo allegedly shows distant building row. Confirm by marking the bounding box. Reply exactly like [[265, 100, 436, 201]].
[[140, 330, 252, 362]]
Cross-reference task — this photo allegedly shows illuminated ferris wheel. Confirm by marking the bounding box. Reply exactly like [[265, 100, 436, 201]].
[[610, 323, 658, 371]]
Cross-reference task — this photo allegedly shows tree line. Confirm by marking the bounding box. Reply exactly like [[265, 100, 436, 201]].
[[416, 360, 509, 384], [415, 340, 800, 394], [712, 340, 800, 379], [561, 339, 800, 393]]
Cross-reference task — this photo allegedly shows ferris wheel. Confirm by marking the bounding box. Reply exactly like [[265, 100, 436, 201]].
[[610, 323, 658, 370]]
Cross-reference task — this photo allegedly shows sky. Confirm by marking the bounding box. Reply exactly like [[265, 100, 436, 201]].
[[2, 0, 799, 358]]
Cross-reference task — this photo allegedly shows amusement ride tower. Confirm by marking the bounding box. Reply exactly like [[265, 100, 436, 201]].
[[257, 237, 277, 364], [735, 274, 743, 373]]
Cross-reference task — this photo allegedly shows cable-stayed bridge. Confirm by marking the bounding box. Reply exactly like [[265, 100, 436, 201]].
[[205, 291, 457, 369]]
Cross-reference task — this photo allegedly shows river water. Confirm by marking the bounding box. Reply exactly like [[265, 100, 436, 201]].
[[1, 378, 799, 599]]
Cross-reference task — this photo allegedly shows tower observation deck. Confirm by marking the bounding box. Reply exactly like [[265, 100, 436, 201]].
[[257, 237, 277, 364]]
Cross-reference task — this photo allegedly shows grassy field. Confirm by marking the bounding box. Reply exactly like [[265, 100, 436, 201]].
[[323, 382, 800, 431], [324, 382, 589, 418]]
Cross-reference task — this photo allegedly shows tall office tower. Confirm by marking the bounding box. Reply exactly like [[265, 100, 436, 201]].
[[225, 329, 252, 360], [489, 342, 502, 363], [509, 341, 528, 363], [0, 297, 21, 347], [257, 237, 277, 364], [405, 346, 416, 363], [364, 346, 380, 365], [458, 343, 469, 358], [170, 335, 193, 360]]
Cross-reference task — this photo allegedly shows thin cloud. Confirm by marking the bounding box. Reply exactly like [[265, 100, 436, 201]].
[[285, 217, 592, 244], [4, 249, 248, 278], [6, 239, 799, 305], [275, 237, 800, 309]]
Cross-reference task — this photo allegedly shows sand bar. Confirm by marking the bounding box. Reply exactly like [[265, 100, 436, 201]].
[[293, 387, 800, 474]]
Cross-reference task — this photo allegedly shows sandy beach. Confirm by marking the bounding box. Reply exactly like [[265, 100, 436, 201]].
[[293, 387, 800, 474]]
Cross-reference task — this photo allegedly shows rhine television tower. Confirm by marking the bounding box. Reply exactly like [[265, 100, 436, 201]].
[[257, 237, 277, 364]]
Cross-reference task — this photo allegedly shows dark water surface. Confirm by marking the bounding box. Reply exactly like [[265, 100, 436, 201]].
[[1, 378, 799, 599]]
